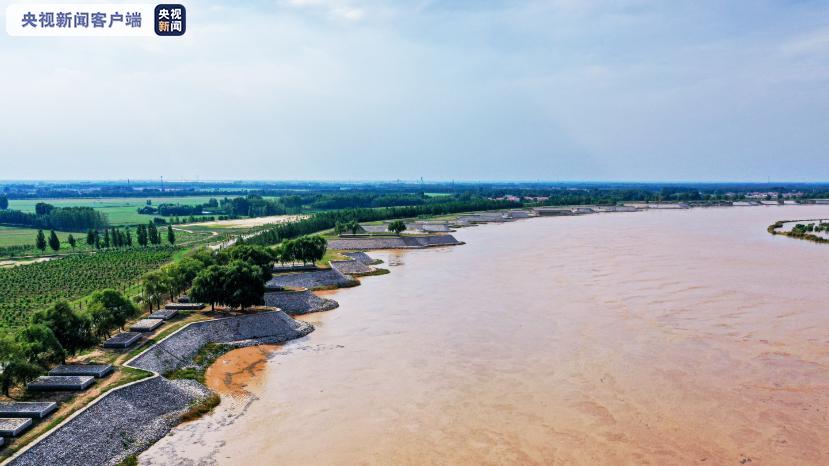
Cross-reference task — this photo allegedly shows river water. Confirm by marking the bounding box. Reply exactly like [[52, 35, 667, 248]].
[[141, 206, 829, 465]]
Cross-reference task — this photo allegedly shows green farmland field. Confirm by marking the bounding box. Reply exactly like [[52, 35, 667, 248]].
[[7, 196, 219, 226], [0, 226, 85, 248], [0, 225, 214, 259], [0, 247, 178, 328]]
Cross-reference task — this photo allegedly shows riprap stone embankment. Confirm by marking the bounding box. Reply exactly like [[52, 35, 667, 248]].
[[328, 234, 463, 250], [6, 311, 312, 466], [129, 311, 312, 375]]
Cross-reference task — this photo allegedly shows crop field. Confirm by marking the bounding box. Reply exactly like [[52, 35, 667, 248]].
[[0, 226, 98, 258], [0, 226, 213, 259], [0, 226, 87, 248], [0, 247, 178, 328], [7, 196, 219, 225]]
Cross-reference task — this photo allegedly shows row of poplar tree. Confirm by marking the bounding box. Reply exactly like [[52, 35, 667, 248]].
[[34, 221, 177, 252]]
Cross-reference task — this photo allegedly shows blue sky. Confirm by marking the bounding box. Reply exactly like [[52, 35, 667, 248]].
[[1, 0, 827, 181]]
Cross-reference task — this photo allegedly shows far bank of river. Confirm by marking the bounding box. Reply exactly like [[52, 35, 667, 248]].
[[141, 205, 829, 465]]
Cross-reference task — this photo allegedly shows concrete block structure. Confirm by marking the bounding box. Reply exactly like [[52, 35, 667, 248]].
[[102, 332, 142, 349], [130, 319, 164, 333], [27, 376, 95, 391], [0, 402, 58, 419], [49, 364, 113, 378], [0, 418, 32, 436]]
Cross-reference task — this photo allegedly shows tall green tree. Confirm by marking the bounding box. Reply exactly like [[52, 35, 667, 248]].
[[306, 235, 327, 263], [0, 194, 8, 210], [31, 302, 94, 361], [16, 324, 65, 369], [189, 247, 217, 268], [226, 244, 274, 280], [137, 224, 148, 247], [34, 202, 54, 216], [0, 337, 42, 396], [279, 235, 327, 265], [141, 271, 169, 310], [88, 289, 138, 339], [222, 260, 265, 310], [190, 265, 226, 311], [163, 258, 203, 299], [48, 230, 60, 252], [167, 225, 176, 245], [86, 229, 95, 246], [148, 221, 160, 245], [388, 220, 407, 235], [103, 229, 111, 248], [35, 229, 46, 252], [67, 234, 76, 250], [125, 228, 133, 247]]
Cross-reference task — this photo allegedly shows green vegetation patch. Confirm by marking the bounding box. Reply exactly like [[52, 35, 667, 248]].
[[180, 393, 221, 423], [0, 226, 97, 257], [8, 197, 218, 226], [165, 343, 234, 384], [769, 219, 829, 244], [115, 455, 139, 466], [0, 247, 177, 329]]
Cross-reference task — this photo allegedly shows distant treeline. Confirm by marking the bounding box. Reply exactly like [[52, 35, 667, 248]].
[[139, 192, 470, 219], [247, 198, 520, 246], [138, 188, 829, 221], [139, 196, 291, 218], [0, 204, 108, 231]]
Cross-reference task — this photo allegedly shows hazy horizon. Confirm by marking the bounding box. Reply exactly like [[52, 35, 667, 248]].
[[4, 178, 829, 187], [2, 0, 828, 181]]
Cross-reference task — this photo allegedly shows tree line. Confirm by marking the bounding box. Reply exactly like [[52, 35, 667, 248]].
[[247, 198, 520, 247], [0, 205, 108, 232], [135, 191, 520, 221], [33, 222, 176, 253], [272, 235, 327, 265], [0, 236, 317, 394], [141, 236, 327, 312], [138, 195, 298, 219]]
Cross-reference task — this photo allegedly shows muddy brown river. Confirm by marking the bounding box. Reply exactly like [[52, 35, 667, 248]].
[[140, 206, 829, 465]]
